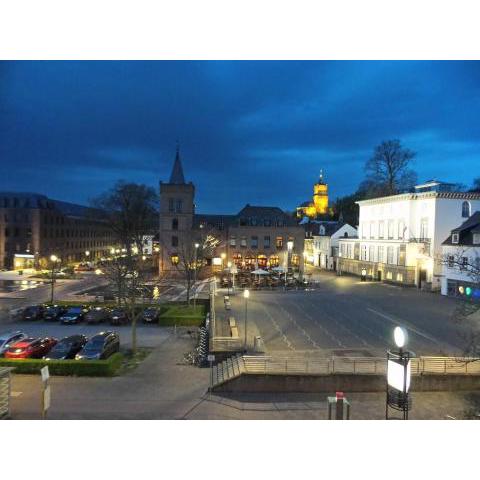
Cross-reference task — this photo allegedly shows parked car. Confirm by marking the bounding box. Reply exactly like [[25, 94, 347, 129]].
[[110, 308, 129, 325], [4, 337, 57, 359], [0, 331, 27, 356], [44, 305, 67, 321], [60, 306, 85, 324], [75, 331, 120, 360], [22, 305, 45, 321], [85, 307, 111, 324], [142, 307, 159, 323], [44, 335, 88, 360]]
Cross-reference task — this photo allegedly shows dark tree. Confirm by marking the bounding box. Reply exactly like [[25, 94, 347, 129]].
[[364, 139, 417, 196], [470, 177, 480, 193], [92, 181, 158, 255]]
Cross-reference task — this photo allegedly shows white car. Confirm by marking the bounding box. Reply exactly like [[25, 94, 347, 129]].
[[0, 331, 27, 356]]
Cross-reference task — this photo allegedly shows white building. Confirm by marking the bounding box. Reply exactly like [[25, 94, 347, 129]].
[[441, 211, 480, 299], [311, 222, 357, 270], [338, 181, 480, 290]]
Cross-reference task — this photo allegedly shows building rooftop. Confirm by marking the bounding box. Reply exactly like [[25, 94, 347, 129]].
[[442, 211, 480, 246]]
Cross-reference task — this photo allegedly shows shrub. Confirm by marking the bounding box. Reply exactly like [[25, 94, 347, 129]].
[[0, 352, 124, 377]]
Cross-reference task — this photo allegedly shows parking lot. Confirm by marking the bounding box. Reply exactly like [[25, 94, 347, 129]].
[[226, 271, 471, 357]]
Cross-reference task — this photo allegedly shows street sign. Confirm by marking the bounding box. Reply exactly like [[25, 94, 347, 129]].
[[40, 366, 49, 383], [207, 354, 215, 362]]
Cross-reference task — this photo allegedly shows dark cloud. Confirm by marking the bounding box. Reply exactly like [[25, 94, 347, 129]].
[[1, 61, 479, 214]]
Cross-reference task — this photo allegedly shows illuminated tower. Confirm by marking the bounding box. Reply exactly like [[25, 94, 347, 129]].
[[313, 170, 328, 215]]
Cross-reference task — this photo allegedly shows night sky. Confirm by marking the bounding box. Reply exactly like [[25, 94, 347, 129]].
[[1, 61, 479, 214]]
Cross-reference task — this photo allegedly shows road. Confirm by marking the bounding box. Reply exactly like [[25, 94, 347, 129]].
[[226, 271, 470, 357]]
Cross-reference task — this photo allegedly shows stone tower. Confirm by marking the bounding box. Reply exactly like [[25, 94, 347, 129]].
[[159, 145, 195, 274], [313, 170, 328, 215]]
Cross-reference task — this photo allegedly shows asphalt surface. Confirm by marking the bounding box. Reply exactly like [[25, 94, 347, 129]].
[[226, 270, 469, 357]]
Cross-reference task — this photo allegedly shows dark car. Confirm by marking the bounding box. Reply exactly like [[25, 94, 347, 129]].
[[142, 307, 159, 323], [22, 305, 45, 321], [44, 305, 67, 321], [85, 307, 111, 324], [4, 337, 57, 359], [0, 331, 27, 356], [110, 308, 129, 325], [44, 335, 88, 360], [60, 306, 85, 324], [75, 331, 120, 360]]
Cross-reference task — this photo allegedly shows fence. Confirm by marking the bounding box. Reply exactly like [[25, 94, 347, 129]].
[[240, 355, 480, 376]]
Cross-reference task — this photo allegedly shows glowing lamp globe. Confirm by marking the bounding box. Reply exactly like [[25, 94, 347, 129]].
[[393, 326, 408, 349]]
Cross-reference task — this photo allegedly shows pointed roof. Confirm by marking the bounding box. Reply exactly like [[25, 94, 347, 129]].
[[169, 144, 186, 184]]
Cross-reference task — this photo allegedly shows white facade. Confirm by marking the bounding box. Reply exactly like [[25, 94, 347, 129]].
[[338, 189, 480, 289], [313, 223, 357, 269]]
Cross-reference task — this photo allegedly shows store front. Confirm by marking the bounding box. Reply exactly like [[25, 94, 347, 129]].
[[13, 253, 35, 271]]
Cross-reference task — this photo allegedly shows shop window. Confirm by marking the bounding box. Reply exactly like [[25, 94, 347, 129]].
[[276, 236, 283, 249]]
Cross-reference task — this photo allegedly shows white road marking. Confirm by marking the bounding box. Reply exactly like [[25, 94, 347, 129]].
[[367, 308, 444, 346]]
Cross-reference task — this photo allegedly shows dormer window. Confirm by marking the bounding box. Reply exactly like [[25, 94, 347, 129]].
[[452, 233, 459, 244], [319, 226, 325, 235], [473, 233, 480, 245]]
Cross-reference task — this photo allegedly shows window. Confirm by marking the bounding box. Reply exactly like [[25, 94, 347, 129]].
[[377, 246, 384, 263], [361, 222, 366, 239], [175, 199, 183, 213], [461, 257, 468, 270], [420, 218, 429, 240], [388, 220, 394, 239], [462, 201, 471, 218], [251, 236, 258, 249], [398, 220, 405, 240], [264, 235, 270, 248], [343, 232, 349, 238], [230, 236, 236, 247], [370, 222, 375, 239], [264, 219, 271, 227], [452, 233, 459, 244], [276, 236, 283, 249], [361, 245, 367, 261], [168, 198, 174, 212], [369, 245, 375, 262], [171, 255, 179, 265], [319, 225, 326, 235], [398, 244, 406, 266], [397, 273, 403, 282], [354, 243, 360, 260], [473, 233, 480, 245], [171, 236, 178, 247], [448, 255, 454, 268], [172, 218, 178, 230], [387, 246, 394, 265], [379, 221, 385, 239], [240, 236, 247, 248]]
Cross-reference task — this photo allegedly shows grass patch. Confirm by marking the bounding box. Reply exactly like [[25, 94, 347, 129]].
[[0, 353, 124, 377], [118, 348, 152, 374], [159, 304, 206, 326]]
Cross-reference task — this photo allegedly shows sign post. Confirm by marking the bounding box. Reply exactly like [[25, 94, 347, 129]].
[[40, 366, 50, 419]]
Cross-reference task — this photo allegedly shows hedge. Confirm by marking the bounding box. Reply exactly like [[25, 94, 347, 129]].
[[0, 352, 124, 377]]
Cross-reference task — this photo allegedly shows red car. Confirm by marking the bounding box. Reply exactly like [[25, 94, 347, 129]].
[[4, 337, 58, 359]]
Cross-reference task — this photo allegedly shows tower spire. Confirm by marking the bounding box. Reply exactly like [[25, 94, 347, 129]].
[[169, 142, 186, 184]]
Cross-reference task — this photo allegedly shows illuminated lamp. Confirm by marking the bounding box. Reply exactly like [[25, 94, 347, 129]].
[[458, 286, 465, 295], [465, 287, 472, 296]]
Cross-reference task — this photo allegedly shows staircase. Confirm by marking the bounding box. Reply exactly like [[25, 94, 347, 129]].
[[212, 353, 245, 387]]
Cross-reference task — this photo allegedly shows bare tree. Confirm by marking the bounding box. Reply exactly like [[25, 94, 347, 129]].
[[363, 139, 417, 196], [441, 249, 480, 357], [91, 181, 159, 356]]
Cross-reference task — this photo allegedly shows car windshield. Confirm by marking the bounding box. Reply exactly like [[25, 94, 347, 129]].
[[84, 340, 104, 351], [67, 307, 82, 314], [52, 342, 72, 352]]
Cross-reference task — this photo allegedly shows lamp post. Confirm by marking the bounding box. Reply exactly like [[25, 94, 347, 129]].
[[221, 252, 226, 270], [49, 255, 60, 304], [193, 242, 200, 311], [227, 261, 232, 295], [285, 240, 293, 291], [243, 289, 249, 352], [386, 326, 412, 420]]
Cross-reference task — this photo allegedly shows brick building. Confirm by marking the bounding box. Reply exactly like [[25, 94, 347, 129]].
[[0, 192, 114, 270]]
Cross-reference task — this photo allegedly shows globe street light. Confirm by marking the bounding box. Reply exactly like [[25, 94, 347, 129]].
[[49, 255, 60, 303], [193, 243, 200, 311], [393, 326, 408, 350], [243, 289, 250, 352]]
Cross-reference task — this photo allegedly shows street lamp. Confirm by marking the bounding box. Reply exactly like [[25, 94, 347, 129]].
[[386, 326, 412, 420], [227, 261, 232, 295], [49, 254, 60, 303], [193, 242, 200, 311], [221, 252, 226, 269], [284, 240, 293, 291], [243, 289, 250, 352], [85, 250, 90, 265]]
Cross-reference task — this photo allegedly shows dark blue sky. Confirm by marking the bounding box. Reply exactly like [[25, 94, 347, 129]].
[[1, 61, 479, 214]]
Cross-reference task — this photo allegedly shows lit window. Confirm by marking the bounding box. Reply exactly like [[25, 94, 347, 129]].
[[452, 233, 459, 244], [171, 255, 179, 265]]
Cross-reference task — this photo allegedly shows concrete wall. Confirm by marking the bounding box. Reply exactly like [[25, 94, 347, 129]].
[[213, 373, 480, 393]]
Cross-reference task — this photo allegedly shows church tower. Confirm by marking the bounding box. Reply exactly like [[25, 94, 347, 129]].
[[159, 145, 195, 274], [313, 170, 328, 215]]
